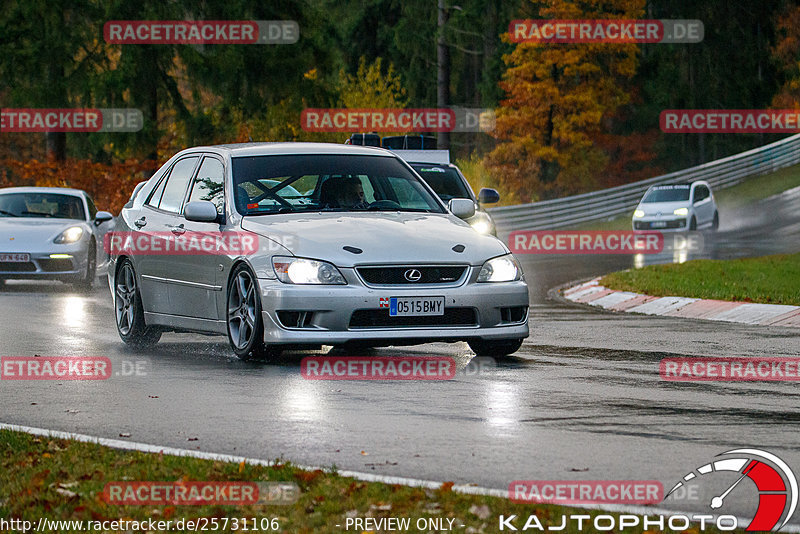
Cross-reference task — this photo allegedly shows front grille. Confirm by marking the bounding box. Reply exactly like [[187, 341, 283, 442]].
[[634, 220, 685, 230], [39, 258, 74, 272], [357, 266, 467, 285], [0, 261, 36, 272], [349, 307, 477, 328]]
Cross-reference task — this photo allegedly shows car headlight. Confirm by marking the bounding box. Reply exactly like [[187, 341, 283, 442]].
[[470, 213, 494, 235], [53, 226, 84, 244], [272, 256, 346, 285], [633, 209, 645, 218], [477, 254, 521, 282], [673, 207, 689, 216]]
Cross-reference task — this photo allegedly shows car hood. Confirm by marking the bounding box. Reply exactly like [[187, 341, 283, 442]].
[[0, 218, 87, 243], [636, 201, 690, 215], [240, 212, 508, 267]]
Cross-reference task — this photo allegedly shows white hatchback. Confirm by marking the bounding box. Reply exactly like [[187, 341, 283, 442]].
[[632, 181, 719, 232]]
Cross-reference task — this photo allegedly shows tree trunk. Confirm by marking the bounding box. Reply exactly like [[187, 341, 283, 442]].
[[437, 0, 450, 150]]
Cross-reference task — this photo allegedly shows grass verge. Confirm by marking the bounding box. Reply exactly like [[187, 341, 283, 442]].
[[0, 429, 740, 533], [600, 253, 800, 306]]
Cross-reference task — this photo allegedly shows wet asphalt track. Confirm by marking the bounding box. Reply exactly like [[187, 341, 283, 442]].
[[0, 187, 798, 523]]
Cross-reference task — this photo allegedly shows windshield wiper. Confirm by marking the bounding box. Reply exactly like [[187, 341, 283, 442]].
[[0, 209, 18, 217]]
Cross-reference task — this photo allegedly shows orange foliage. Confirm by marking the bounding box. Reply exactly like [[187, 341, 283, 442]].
[[487, 0, 647, 201], [771, 5, 800, 108], [0, 158, 159, 214], [592, 130, 663, 189]]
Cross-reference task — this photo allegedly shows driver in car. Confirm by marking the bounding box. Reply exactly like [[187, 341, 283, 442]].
[[321, 177, 369, 209]]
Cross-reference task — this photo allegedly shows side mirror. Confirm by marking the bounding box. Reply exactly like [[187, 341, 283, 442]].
[[184, 201, 219, 223], [448, 198, 476, 220], [478, 188, 500, 204], [94, 211, 113, 226]]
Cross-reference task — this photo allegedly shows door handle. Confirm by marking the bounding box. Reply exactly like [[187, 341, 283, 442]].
[[134, 217, 147, 228], [171, 224, 186, 235]]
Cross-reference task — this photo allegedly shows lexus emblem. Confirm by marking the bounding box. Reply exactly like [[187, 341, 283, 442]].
[[404, 269, 422, 282]]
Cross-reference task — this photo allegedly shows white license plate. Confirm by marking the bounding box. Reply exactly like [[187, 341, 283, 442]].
[[650, 221, 667, 228], [0, 253, 30, 262], [389, 296, 445, 317]]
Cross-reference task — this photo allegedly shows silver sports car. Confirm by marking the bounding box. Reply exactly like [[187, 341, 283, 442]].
[[0, 187, 113, 289], [108, 143, 529, 359]]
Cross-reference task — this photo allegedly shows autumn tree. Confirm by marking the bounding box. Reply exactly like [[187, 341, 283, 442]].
[[771, 3, 800, 108], [487, 0, 645, 201]]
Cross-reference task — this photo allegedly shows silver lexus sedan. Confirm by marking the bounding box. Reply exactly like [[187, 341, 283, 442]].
[[108, 143, 529, 359]]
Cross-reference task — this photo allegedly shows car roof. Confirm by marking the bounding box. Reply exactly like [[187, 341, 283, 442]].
[[181, 142, 397, 158], [0, 186, 86, 196], [649, 180, 709, 189]]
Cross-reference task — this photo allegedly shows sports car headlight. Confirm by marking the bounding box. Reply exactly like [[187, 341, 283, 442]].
[[633, 209, 645, 218], [272, 256, 346, 285], [673, 207, 689, 216], [54, 226, 83, 244], [477, 254, 521, 282]]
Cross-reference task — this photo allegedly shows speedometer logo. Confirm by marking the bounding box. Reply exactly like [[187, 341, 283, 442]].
[[667, 449, 797, 531]]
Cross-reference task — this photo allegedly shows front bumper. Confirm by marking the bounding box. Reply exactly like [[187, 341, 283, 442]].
[[0, 244, 88, 281], [256, 266, 529, 345], [633, 218, 687, 231]]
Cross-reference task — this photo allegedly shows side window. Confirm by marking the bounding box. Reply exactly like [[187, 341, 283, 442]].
[[146, 176, 168, 209], [158, 157, 199, 213], [86, 196, 98, 220], [188, 157, 225, 214], [694, 185, 708, 202]]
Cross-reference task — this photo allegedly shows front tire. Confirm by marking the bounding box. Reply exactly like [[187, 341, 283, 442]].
[[74, 241, 97, 291], [711, 211, 719, 231], [468, 338, 524, 357], [689, 216, 697, 231], [115, 259, 161, 347], [226, 264, 281, 361]]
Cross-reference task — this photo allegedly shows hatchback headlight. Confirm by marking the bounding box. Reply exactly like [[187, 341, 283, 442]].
[[54, 226, 83, 244], [673, 207, 689, 216], [477, 254, 521, 282], [272, 256, 346, 285], [633, 209, 645, 218]]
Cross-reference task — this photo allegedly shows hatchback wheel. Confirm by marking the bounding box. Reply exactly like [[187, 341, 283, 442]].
[[115, 259, 161, 347], [711, 211, 719, 231], [689, 216, 697, 231], [227, 264, 281, 361]]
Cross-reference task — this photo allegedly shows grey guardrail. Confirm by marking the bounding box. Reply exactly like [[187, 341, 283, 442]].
[[487, 134, 800, 235]]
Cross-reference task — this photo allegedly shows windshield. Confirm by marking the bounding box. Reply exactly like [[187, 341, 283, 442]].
[[0, 192, 86, 220], [231, 154, 445, 215], [642, 186, 691, 203], [410, 164, 472, 201]]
